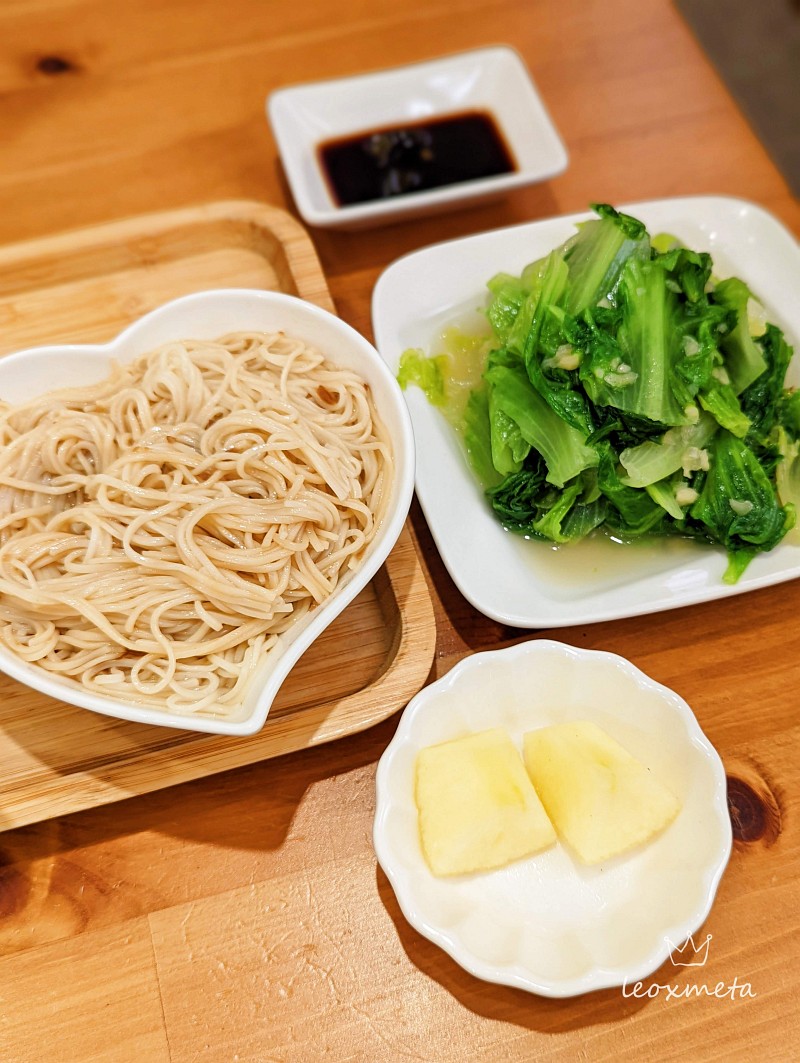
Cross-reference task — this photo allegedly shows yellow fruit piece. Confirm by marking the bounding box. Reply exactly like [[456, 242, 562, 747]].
[[523, 721, 680, 865], [415, 727, 556, 877]]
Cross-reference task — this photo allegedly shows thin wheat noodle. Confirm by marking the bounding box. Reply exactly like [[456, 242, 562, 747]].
[[0, 331, 391, 716]]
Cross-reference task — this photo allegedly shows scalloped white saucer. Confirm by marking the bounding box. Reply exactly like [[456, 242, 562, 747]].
[[374, 639, 732, 997]]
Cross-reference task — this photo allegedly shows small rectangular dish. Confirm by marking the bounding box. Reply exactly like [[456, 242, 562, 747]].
[[267, 46, 568, 230]]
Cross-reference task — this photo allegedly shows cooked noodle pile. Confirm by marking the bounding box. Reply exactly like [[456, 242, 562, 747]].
[[0, 331, 391, 716]]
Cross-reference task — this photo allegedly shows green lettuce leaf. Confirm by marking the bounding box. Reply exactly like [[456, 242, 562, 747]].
[[484, 361, 599, 488]]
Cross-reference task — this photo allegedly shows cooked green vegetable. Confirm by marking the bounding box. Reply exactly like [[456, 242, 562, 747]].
[[398, 204, 799, 581]]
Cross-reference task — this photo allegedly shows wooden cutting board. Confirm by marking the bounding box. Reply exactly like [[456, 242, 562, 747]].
[[0, 199, 436, 831]]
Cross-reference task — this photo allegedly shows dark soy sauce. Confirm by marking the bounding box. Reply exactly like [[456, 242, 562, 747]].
[[318, 110, 516, 207]]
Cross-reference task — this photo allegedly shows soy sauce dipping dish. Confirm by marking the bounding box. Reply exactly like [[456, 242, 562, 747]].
[[267, 46, 568, 230], [0, 289, 415, 736]]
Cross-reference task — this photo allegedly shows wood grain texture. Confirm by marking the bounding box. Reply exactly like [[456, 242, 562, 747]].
[[0, 917, 171, 1063], [0, 0, 798, 1060], [0, 199, 335, 350]]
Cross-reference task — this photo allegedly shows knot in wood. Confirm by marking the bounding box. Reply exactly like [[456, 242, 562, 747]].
[[726, 774, 781, 845]]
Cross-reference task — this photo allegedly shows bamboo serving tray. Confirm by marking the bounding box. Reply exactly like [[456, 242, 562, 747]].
[[0, 200, 436, 831]]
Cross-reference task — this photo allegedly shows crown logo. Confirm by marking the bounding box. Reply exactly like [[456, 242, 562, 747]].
[[668, 933, 712, 967]]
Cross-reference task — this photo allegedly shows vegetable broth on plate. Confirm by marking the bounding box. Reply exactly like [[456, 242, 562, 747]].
[[508, 529, 713, 602]]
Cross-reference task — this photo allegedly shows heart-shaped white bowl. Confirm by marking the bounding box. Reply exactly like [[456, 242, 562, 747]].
[[0, 289, 415, 735]]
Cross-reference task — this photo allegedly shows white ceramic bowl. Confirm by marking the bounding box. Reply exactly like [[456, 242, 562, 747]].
[[0, 289, 415, 736], [267, 46, 568, 230], [374, 639, 732, 997]]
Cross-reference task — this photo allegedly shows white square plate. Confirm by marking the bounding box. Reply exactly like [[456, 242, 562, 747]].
[[372, 196, 800, 628], [267, 47, 568, 230]]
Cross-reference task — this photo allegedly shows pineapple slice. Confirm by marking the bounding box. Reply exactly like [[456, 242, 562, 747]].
[[523, 721, 680, 865], [415, 727, 556, 877]]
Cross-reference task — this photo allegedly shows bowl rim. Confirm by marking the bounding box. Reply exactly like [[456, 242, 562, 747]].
[[0, 288, 415, 735]]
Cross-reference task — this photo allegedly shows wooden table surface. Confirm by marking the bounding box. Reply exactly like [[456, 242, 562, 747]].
[[1, 1, 798, 1060]]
